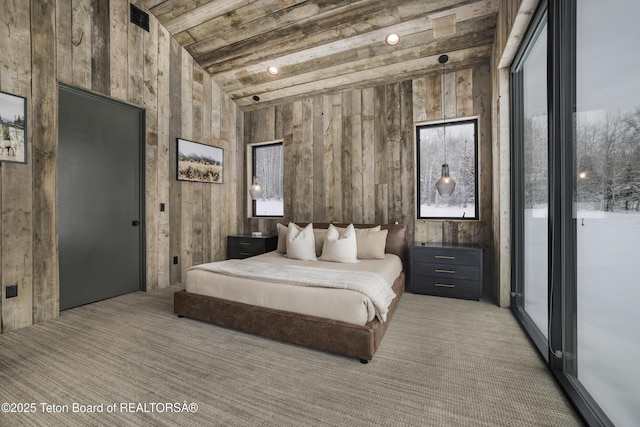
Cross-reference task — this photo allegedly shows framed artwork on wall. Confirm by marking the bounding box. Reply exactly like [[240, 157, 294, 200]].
[[177, 138, 223, 183], [0, 91, 27, 164]]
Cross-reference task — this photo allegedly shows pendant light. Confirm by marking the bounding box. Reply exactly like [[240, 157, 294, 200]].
[[249, 177, 263, 199], [435, 54, 456, 197]]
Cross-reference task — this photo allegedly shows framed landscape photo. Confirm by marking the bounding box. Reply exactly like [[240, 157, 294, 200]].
[[177, 138, 223, 183], [0, 91, 27, 164]]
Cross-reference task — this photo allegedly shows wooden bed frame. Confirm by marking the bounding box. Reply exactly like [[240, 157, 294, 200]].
[[174, 223, 407, 363]]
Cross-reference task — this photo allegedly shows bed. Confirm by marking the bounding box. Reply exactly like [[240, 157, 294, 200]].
[[174, 223, 407, 362]]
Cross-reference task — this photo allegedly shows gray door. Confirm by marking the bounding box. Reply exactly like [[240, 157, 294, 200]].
[[58, 85, 144, 310]]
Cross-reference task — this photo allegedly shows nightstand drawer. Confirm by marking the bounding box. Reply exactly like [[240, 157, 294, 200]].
[[412, 262, 480, 281], [412, 275, 480, 300], [413, 247, 481, 266], [227, 235, 277, 259], [229, 247, 263, 258], [228, 237, 263, 251]]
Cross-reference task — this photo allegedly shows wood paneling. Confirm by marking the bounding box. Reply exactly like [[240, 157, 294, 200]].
[[201, 69, 213, 263], [361, 88, 376, 223], [109, 0, 128, 99], [374, 85, 388, 225], [312, 95, 324, 222], [243, 64, 492, 283], [31, 0, 59, 325], [0, 0, 240, 333], [386, 83, 402, 225], [168, 37, 183, 287], [56, 0, 72, 84], [149, 0, 499, 109], [144, 15, 159, 290], [228, 92, 241, 240], [210, 82, 222, 261], [156, 24, 171, 290], [179, 51, 194, 282], [90, 0, 110, 94], [71, 0, 92, 88], [1, 0, 33, 332], [399, 79, 415, 244]]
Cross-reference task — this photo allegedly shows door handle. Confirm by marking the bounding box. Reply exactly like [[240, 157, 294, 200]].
[[132, 220, 140, 226]]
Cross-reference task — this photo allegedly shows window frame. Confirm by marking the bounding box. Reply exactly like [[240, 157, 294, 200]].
[[247, 140, 284, 218], [415, 117, 480, 220]]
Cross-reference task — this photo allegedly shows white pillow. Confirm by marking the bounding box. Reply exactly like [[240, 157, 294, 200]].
[[277, 223, 326, 257], [320, 224, 358, 263], [285, 223, 317, 261]]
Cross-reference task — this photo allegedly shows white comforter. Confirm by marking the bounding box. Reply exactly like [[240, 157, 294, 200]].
[[191, 258, 396, 322]]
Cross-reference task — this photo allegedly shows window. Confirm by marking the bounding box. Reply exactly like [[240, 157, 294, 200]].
[[249, 141, 283, 217], [416, 119, 478, 219]]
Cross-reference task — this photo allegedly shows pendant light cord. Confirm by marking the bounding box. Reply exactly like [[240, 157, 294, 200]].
[[441, 56, 447, 164]]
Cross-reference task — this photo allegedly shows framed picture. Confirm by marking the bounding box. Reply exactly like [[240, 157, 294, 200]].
[[177, 138, 223, 183], [0, 91, 27, 164]]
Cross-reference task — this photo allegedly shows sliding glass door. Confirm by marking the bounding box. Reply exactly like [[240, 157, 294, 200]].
[[512, 1, 639, 425], [572, 1, 640, 425], [511, 11, 549, 353]]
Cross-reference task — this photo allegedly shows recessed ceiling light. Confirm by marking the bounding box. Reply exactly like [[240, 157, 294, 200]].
[[386, 33, 400, 46], [267, 66, 279, 75]]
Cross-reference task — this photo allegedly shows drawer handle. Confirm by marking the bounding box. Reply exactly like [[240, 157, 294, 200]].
[[435, 269, 455, 274], [239, 252, 252, 256], [435, 255, 455, 259], [435, 283, 456, 288], [239, 242, 252, 246]]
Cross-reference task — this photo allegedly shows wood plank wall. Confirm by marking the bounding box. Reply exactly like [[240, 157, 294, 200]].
[[243, 64, 493, 298], [0, 0, 240, 333], [0, 1, 34, 331], [490, 0, 537, 306]]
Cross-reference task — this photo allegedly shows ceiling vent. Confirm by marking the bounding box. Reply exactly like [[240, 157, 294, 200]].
[[130, 4, 149, 32]]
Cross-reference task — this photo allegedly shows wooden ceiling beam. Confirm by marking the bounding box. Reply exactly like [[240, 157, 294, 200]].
[[189, 0, 421, 62], [217, 15, 496, 93], [234, 45, 492, 110], [218, 20, 494, 98], [196, 0, 496, 73], [170, 0, 308, 40], [150, 0, 229, 24]]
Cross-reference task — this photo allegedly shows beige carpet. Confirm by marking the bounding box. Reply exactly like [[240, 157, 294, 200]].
[[0, 286, 582, 426]]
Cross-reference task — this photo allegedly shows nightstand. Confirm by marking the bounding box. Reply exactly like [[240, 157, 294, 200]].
[[227, 235, 278, 259], [411, 243, 483, 300]]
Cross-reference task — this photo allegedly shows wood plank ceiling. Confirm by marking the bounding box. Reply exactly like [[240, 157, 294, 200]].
[[147, 0, 499, 111]]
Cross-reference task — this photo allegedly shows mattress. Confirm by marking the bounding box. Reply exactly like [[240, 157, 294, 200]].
[[185, 251, 403, 326]]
